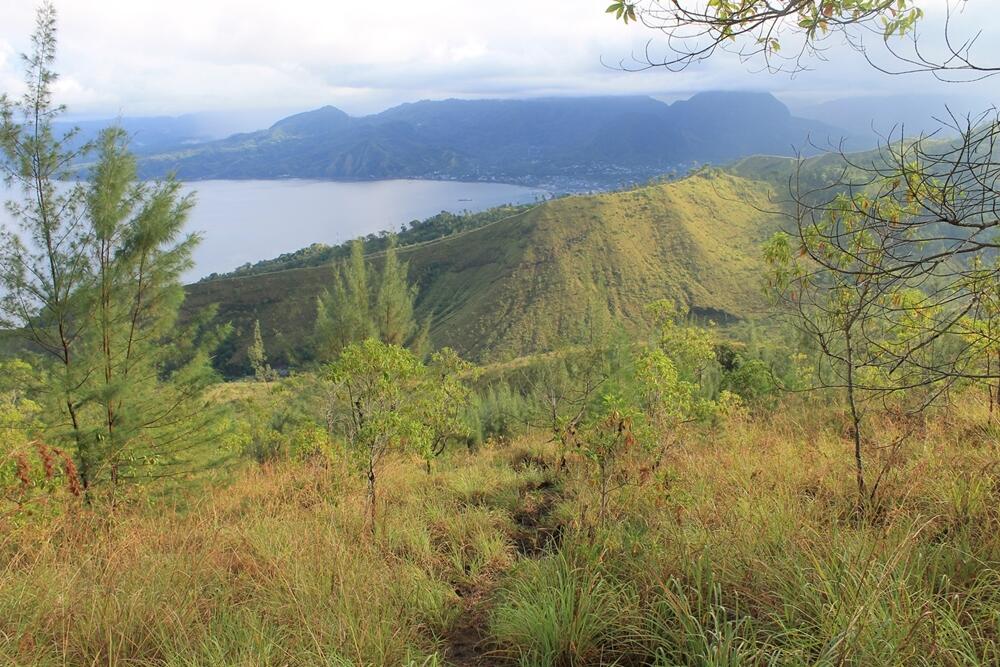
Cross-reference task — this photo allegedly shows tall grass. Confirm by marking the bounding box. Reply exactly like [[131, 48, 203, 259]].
[[2, 397, 998, 665], [487, 396, 1000, 665], [490, 545, 635, 666], [0, 449, 533, 666]]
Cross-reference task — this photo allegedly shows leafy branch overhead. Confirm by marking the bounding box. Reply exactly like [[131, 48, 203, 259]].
[[606, 2, 638, 24], [607, 0, 926, 71]]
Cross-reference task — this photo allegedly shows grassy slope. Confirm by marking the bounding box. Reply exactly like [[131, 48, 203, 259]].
[[187, 171, 782, 370], [4, 396, 998, 665]]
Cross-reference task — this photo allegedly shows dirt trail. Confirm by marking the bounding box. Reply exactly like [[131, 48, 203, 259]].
[[512, 479, 563, 557], [442, 579, 496, 667], [442, 478, 562, 666]]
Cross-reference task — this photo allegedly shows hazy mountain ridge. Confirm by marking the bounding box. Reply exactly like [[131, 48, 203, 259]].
[[789, 93, 994, 145], [140, 92, 846, 189], [52, 110, 292, 155]]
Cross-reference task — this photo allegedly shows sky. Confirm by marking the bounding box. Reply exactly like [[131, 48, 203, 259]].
[[0, 0, 997, 126]]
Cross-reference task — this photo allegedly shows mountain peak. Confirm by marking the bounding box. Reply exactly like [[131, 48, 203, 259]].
[[676, 91, 790, 117], [269, 105, 351, 134]]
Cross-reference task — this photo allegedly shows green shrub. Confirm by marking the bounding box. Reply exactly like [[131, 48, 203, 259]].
[[490, 545, 635, 665]]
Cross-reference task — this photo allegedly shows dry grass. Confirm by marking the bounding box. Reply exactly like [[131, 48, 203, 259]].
[[0, 446, 551, 666], [2, 397, 999, 665], [490, 395, 1000, 665]]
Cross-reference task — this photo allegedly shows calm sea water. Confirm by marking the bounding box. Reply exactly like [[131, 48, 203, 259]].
[[0, 179, 545, 281]]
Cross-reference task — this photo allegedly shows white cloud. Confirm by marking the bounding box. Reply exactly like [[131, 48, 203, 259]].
[[0, 37, 23, 99], [0, 0, 997, 119]]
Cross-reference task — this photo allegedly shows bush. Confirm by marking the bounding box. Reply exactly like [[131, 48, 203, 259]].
[[721, 356, 778, 408], [1, 361, 81, 523], [475, 383, 529, 444]]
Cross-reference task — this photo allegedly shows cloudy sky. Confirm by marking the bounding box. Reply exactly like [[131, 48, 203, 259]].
[[0, 0, 997, 124]]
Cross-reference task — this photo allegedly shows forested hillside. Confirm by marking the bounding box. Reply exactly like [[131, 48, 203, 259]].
[[138, 93, 843, 189], [187, 169, 781, 373]]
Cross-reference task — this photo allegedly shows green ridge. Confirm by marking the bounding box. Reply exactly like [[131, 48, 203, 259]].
[[186, 170, 784, 373]]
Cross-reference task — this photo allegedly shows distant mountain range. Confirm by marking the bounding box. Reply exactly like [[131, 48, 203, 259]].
[[132, 92, 847, 189], [789, 93, 994, 144], [53, 110, 295, 155]]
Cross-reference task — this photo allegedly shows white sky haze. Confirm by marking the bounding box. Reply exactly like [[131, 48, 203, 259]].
[[0, 0, 996, 121]]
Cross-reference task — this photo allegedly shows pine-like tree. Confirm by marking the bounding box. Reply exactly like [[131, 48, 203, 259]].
[[0, 2, 93, 486], [314, 239, 376, 362], [374, 235, 417, 347], [248, 319, 273, 382], [314, 235, 424, 361], [409, 316, 432, 361], [0, 6, 228, 497], [85, 127, 221, 492]]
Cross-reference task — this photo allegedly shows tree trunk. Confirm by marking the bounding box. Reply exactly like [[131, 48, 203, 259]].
[[599, 462, 609, 528], [366, 462, 376, 537], [844, 330, 867, 504], [988, 354, 996, 418], [993, 352, 1000, 423]]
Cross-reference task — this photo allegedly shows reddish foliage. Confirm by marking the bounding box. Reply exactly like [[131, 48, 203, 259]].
[[53, 448, 83, 497], [36, 443, 56, 480], [14, 452, 31, 489]]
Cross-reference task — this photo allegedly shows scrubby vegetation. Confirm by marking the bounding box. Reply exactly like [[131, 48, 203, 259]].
[[4, 2, 1000, 666], [4, 388, 999, 665]]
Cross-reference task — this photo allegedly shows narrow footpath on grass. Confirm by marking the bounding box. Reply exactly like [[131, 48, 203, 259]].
[[441, 465, 565, 667]]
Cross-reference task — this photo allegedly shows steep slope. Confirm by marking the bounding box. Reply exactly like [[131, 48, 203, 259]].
[[407, 171, 778, 357], [186, 171, 782, 373], [140, 93, 844, 188]]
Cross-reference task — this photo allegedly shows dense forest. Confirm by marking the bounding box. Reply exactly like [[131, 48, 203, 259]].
[[3, 2, 1000, 666]]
